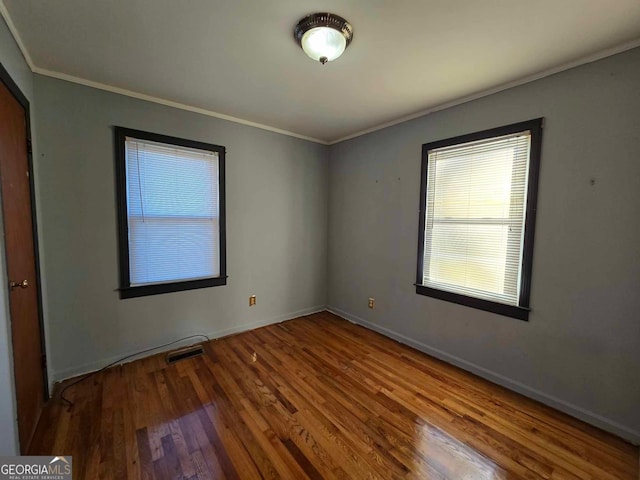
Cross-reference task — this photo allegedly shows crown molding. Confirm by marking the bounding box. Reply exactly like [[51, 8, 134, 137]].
[[328, 37, 640, 145], [0, 0, 329, 145], [0, 0, 34, 69], [32, 66, 330, 144], [3, 0, 640, 146]]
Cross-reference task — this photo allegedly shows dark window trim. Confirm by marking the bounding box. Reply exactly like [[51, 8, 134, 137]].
[[0, 61, 50, 399], [416, 118, 544, 321], [114, 126, 227, 299]]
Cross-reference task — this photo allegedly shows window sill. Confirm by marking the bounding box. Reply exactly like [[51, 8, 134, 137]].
[[415, 284, 529, 321], [120, 277, 228, 299]]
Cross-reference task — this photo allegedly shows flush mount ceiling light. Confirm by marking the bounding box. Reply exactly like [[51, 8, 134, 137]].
[[294, 13, 353, 65]]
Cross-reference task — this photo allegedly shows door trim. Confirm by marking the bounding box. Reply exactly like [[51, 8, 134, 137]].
[[0, 61, 49, 402]]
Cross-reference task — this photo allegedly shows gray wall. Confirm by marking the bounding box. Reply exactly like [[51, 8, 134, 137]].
[[327, 47, 640, 443], [0, 15, 32, 455], [33, 75, 328, 381]]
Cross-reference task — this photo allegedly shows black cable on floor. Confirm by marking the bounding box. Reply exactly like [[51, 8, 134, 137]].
[[59, 334, 210, 409]]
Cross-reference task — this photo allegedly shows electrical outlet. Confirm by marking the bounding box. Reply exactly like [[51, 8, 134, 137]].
[[368, 298, 375, 309], [249, 295, 256, 306]]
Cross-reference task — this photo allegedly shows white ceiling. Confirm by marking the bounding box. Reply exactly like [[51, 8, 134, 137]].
[[3, 0, 640, 143]]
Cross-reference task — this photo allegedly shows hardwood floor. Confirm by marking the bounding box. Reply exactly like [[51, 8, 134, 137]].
[[30, 312, 638, 479]]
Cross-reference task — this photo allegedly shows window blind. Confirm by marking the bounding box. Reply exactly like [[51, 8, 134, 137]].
[[125, 137, 220, 286], [422, 131, 531, 306]]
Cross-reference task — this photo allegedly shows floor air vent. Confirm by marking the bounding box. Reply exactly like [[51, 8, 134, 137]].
[[166, 345, 204, 364]]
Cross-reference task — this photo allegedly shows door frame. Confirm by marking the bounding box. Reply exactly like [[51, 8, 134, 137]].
[[0, 61, 49, 404]]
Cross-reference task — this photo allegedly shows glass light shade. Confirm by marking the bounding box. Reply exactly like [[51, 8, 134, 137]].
[[301, 27, 347, 63]]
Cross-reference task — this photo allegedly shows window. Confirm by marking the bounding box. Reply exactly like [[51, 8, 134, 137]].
[[115, 127, 226, 298], [416, 119, 543, 320]]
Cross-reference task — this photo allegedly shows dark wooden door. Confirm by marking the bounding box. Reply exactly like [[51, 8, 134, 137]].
[[0, 76, 46, 452]]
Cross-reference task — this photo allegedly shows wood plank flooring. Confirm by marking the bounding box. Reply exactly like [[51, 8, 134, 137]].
[[29, 312, 638, 479]]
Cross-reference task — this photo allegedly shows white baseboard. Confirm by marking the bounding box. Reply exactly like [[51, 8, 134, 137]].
[[326, 306, 640, 445], [51, 305, 326, 384]]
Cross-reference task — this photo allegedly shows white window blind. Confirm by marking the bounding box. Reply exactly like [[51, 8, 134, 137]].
[[421, 131, 532, 306], [125, 137, 220, 286]]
